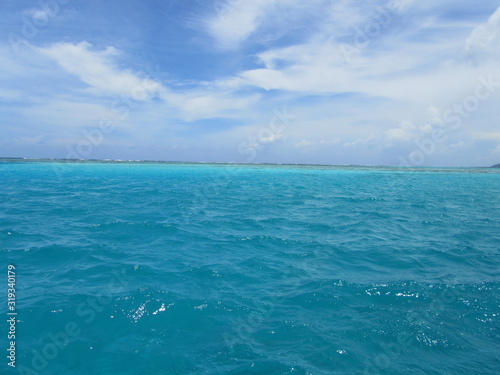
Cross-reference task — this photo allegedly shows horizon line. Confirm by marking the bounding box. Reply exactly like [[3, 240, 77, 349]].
[[0, 156, 497, 169]]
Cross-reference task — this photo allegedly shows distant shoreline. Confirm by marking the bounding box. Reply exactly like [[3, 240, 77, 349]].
[[0, 156, 498, 169]]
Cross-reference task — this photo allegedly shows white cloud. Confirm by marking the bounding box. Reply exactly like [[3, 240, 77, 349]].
[[295, 139, 340, 149], [213, 0, 500, 109], [34, 41, 261, 122], [36, 42, 164, 99], [493, 143, 500, 155], [204, 0, 323, 49], [234, 40, 352, 93], [205, 0, 278, 48], [343, 134, 376, 148], [384, 120, 417, 145], [384, 106, 450, 147], [259, 132, 285, 144], [238, 38, 480, 102], [295, 140, 315, 148], [465, 6, 500, 61], [32, 10, 48, 21], [23, 7, 51, 22], [164, 90, 261, 121]]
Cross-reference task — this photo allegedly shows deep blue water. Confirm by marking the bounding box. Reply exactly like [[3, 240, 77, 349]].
[[1, 161, 499, 375]]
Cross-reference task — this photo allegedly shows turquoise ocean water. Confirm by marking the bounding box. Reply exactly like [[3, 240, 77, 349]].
[[1, 161, 499, 374]]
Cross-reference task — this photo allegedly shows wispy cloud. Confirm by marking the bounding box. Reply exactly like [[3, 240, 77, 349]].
[[36, 42, 164, 99], [203, 0, 318, 49], [33, 41, 260, 122], [465, 6, 500, 62], [205, 0, 273, 48]]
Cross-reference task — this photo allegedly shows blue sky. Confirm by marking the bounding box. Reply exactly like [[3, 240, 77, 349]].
[[1, 0, 500, 166]]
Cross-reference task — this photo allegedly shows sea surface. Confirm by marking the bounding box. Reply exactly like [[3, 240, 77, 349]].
[[1, 161, 499, 375]]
